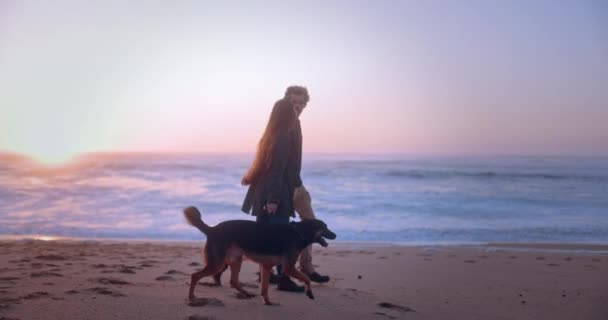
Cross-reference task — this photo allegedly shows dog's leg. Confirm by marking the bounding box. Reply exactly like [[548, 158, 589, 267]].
[[260, 264, 274, 305], [282, 265, 314, 300], [212, 264, 228, 286], [229, 257, 255, 298], [188, 255, 225, 300]]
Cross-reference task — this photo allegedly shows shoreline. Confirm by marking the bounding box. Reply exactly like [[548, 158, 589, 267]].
[[2, 234, 608, 253], [3, 234, 608, 251]]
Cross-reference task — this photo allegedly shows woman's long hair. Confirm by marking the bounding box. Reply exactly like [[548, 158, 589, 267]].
[[242, 99, 297, 186]]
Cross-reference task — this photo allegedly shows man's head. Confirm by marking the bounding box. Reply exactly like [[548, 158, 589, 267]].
[[284, 85, 309, 117]]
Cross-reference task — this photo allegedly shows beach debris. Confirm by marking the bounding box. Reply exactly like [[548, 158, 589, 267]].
[[357, 275, 362, 279]]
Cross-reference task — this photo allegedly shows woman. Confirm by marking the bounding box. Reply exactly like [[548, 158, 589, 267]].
[[241, 98, 305, 292]]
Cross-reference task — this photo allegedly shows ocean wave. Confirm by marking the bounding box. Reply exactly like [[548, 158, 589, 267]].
[[383, 169, 607, 182]]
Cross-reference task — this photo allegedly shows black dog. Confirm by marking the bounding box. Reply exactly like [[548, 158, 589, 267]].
[[184, 206, 336, 305]]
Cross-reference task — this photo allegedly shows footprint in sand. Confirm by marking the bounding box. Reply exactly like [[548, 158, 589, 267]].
[[536, 256, 546, 260], [189, 262, 201, 266], [118, 268, 136, 274], [377, 302, 415, 313], [373, 311, 396, 319], [35, 255, 67, 261], [188, 297, 225, 307], [464, 260, 477, 263], [30, 271, 63, 278], [87, 287, 126, 297], [165, 270, 188, 275], [91, 277, 131, 285], [198, 282, 220, 287], [239, 282, 258, 289], [156, 275, 176, 281], [20, 291, 51, 300], [547, 263, 559, 267], [233, 292, 256, 300], [0, 276, 20, 282], [188, 315, 216, 320]]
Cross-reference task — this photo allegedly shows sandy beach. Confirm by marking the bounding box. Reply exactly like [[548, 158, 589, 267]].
[[1, 239, 607, 320]]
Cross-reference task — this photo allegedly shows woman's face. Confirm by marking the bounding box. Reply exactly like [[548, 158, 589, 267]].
[[289, 94, 307, 117]]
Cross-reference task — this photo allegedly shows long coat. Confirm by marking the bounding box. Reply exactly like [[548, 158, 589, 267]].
[[241, 118, 303, 217]]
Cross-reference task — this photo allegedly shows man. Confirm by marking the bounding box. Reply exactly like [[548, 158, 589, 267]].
[[284, 85, 331, 284]]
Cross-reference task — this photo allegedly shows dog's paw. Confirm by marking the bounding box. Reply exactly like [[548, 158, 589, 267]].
[[306, 289, 315, 300]]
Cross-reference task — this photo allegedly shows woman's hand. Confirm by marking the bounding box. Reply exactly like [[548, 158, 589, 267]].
[[265, 202, 278, 214]]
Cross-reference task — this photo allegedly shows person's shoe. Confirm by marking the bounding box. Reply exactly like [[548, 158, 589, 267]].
[[257, 272, 283, 284], [307, 271, 330, 283], [269, 273, 282, 284], [277, 276, 305, 292]]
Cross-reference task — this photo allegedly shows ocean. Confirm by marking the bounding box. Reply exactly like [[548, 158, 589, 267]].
[[1, 153, 607, 244]]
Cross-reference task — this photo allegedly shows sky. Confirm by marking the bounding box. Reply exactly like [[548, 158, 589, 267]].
[[1, 0, 607, 164]]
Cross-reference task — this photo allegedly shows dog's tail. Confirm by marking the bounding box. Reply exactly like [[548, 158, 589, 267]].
[[183, 206, 211, 235]]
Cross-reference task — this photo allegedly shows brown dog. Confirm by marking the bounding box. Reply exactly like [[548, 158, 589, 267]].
[[184, 206, 336, 305]]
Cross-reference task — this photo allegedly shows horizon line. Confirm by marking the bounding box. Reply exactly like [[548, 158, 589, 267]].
[[2, 149, 608, 159]]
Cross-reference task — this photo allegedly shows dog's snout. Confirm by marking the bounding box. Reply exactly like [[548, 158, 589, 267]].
[[324, 228, 337, 240]]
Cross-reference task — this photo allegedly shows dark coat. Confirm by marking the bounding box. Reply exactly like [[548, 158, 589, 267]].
[[241, 118, 303, 217]]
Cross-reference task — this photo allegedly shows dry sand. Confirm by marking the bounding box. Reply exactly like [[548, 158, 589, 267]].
[[1, 239, 607, 320]]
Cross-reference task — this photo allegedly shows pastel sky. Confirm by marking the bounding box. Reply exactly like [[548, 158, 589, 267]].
[[1, 0, 607, 164]]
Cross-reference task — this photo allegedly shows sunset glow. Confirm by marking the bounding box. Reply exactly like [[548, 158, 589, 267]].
[[0, 1, 606, 157]]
